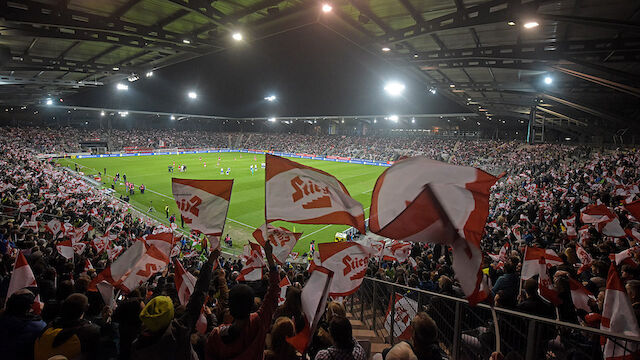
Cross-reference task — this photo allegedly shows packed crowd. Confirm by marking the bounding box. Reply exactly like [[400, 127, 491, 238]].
[[1, 125, 640, 360]]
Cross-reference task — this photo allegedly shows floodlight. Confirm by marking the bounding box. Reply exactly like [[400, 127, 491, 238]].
[[411, 117, 415, 124], [544, 76, 553, 85], [384, 81, 405, 97], [232, 32, 243, 41], [322, 4, 332, 13], [429, 88, 437, 95], [100, 111, 105, 116], [145, 71, 153, 77], [112, 67, 120, 71], [523, 21, 539, 29], [188, 91, 197, 99], [389, 115, 399, 122], [507, 21, 516, 26], [449, 84, 456, 88], [268, 117, 276, 122], [183, 39, 191, 44], [45, 98, 53, 105], [381, 47, 391, 52], [264, 95, 277, 102], [116, 83, 128, 91]]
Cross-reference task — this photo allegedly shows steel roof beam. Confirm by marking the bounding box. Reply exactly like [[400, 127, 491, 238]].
[[112, 0, 143, 19], [396, 0, 426, 27], [0, 0, 214, 51], [0, 75, 102, 87], [347, 0, 394, 34]]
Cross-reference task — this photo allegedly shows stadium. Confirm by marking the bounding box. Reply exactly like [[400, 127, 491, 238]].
[[1, 1, 640, 360]]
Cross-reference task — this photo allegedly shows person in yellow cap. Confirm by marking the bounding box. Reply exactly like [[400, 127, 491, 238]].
[[130, 248, 220, 360]]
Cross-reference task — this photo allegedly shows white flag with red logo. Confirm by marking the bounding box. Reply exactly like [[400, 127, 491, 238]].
[[92, 235, 111, 253], [265, 154, 365, 233], [537, 258, 561, 305], [581, 204, 625, 237], [385, 293, 418, 340], [174, 259, 196, 306], [381, 241, 412, 263], [368, 157, 498, 303], [498, 242, 510, 261], [143, 232, 175, 258], [286, 266, 334, 353], [626, 200, 640, 223], [601, 263, 640, 359], [576, 244, 593, 274], [89, 240, 168, 293], [569, 278, 595, 312], [107, 245, 124, 261], [614, 247, 640, 268], [278, 276, 292, 306], [253, 224, 302, 265], [6, 252, 37, 301], [56, 240, 74, 260], [20, 219, 39, 233], [317, 242, 373, 296], [172, 178, 233, 239], [367, 239, 386, 259], [521, 247, 563, 280], [237, 242, 265, 282], [45, 219, 61, 237], [563, 215, 577, 240], [84, 259, 94, 272]]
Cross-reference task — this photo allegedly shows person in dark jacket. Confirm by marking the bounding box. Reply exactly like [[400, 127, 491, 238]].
[[0, 289, 47, 360], [129, 248, 220, 360], [516, 279, 555, 318], [34, 293, 101, 360], [492, 262, 519, 307]]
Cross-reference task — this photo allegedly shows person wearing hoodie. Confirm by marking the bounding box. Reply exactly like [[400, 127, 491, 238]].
[[0, 289, 47, 360], [129, 248, 220, 360]]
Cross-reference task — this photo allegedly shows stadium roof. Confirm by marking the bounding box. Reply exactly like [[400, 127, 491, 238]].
[[1, 0, 640, 137]]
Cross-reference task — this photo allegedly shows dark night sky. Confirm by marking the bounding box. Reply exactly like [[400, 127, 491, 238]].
[[68, 23, 464, 117]]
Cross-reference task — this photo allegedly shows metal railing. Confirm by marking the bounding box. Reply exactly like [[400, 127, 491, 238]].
[[346, 277, 640, 359]]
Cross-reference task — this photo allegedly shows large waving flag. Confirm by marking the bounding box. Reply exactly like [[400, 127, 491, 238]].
[[89, 240, 169, 293], [601, 263, 640, 359], [317, 242, 373, 296], [385, 293, 418, 340], [172, 178, 233, 248], [625, 200, 640, 222], [265, 154, 365, 233], [143, 232, 175, 258], [237, 242, 265, 282], [286, 266, 333, 352], [521, 247, 563, 279], [368, 157, 498, 303], [381, 241, 412, 263], [6, 252, 37, 301], [253, 223, 302, 264], [581, 204, 625, 237]]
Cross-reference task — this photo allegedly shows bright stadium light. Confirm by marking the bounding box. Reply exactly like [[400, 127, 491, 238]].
[[507, 21, 516, 26], [381, 47, 391, 52], [384, 81, 405, 97], [45, 98, 53, 105], [322, 3, 332, 13], [388, 115, 399, 122], [264, 95, 277, 102], [112, 66, 120, 71], [119, 111, 128, 117], [373, 118, 377, 123], [411, 117, 415, 124], [188, 91, 197, 99], [429, 87, 437, 95], [100, 111, 105, 116], [183, 39, 191, 44], [268, 117, 276, 122], [544, 76, 553, 85], [145, 71, 153, 77], [116, 83, 128, 91], [523, 21, 539, 29], [170, 115, 175, 120], [232, 32, 243, 41]]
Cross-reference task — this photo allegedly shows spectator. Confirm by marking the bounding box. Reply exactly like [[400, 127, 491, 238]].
[[0, 289, 47, 360]]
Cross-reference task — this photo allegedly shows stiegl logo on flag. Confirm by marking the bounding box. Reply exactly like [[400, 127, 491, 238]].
[[175, 194, 202, 224], [291, 175, 332, 209], [342, 254, 369, 278]]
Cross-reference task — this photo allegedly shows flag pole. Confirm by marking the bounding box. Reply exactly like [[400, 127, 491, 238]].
[[490, 306, 501, 354]]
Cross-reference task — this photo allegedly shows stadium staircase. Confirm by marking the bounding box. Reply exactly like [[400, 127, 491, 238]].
[[345, 296, 392, 359]]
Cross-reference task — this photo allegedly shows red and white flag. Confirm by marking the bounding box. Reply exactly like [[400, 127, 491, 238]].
[[563, 215, 577, 240], [381, 241, 412, 263], [237, 242, 265, 282], [107, 245, 124, 262], [614, 247, 640, 268], [626, 228, 640, 243], [368, 157, 498, 303], [278, 276, 292, 306], [56, 240, 74, 260], [581, 204, 625, 237], [521, 247, 563, 280], [253, 224, 302, 265], [601, 263, 640, 359], [384, 293, 418, 340], [317, 242, 373, 297], [498, 242, 510, 261], [576, 244, 593, 274], [45, 219, 61, 237], [538, 258, 561, 305], [143, 232, 175, 258], [286, 266, 333, 352], [171, 178, 233, 241], [6, 252, 37, 301], [19, 219, 39, 233], [89, 241, 169, 293], [174, 259, 196, 306], [92, 235, 110, 253], [72, 241, 87, 255], [265, 154, 365, 233], [18, 199, 35, 213], [569, 278, 595, 313]]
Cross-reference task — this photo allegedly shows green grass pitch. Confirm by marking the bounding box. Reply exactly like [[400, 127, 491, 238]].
[[58, 153, 385, 256]]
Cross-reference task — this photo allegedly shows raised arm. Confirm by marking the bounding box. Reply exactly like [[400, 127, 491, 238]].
[[256, 241, 280, 327], [182, 246, 220, 330]]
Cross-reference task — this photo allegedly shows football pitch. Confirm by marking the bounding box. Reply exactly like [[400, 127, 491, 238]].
[[58, 152, 385, 256]]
